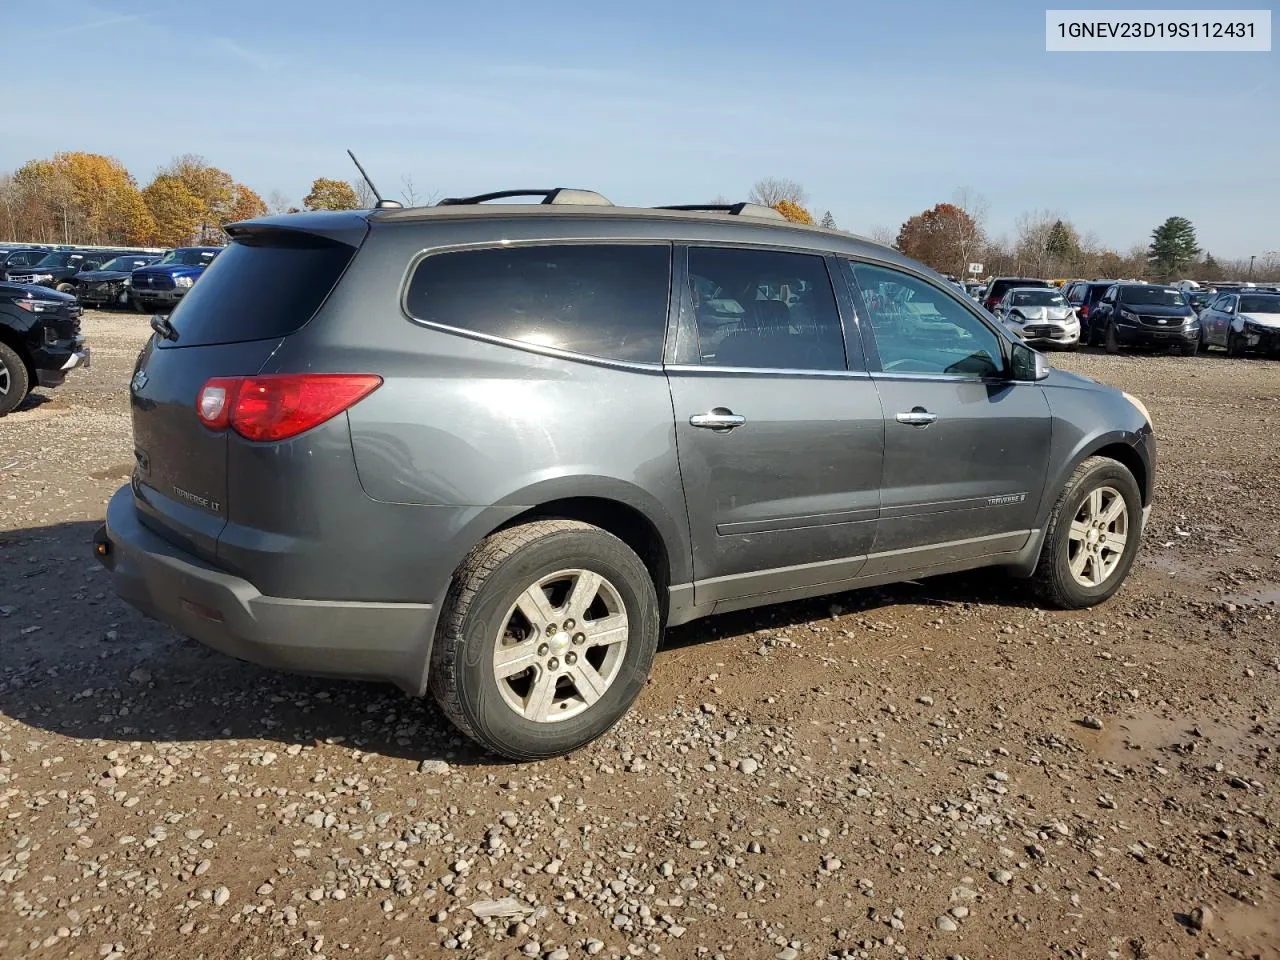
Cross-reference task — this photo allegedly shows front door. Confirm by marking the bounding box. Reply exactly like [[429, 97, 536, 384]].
[[840, 259, 1052, 573], [668, 245, 884, 603]]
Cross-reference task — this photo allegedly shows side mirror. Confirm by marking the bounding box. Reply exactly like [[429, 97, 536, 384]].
[[1010, 341, 1050, 382]]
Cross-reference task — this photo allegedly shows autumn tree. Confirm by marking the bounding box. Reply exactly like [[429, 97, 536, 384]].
[[143, 175, 204, 247], [227, 184, 267, 223], [773, 199, 815, 224], [4, 152, 155, 245], [1148, 216, 1200, 278], [304, 177, 360, 211], [749, 177, 807, 208], [895, 203, 981, 276]]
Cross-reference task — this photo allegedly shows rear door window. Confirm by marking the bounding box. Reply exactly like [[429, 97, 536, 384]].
[[163, 229, 358, 348], [684, 246, 847, 371], [406, 243, 671, 364]]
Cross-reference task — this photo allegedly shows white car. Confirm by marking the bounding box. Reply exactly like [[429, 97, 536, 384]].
[[1198, 291, 1280, 357], [993, 287, 1080, 349]]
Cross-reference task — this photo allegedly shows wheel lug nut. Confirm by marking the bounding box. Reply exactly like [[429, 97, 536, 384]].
[[548, 657, 559, 670], [566, 652, 577, 665], [537, 644, 549, 656], [573, 633, 585, 645], [564, 618, 575, 630]]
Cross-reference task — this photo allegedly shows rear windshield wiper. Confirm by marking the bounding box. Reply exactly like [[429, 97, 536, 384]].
[[150, 315, 179, 342]]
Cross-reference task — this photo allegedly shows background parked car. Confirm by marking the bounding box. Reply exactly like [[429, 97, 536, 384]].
[[1089, 283, 1200, 355], [1063, 280, 1117, 345], [129, 246, 221, 313], [994, 286, 1080, 348], [73, 254, 161, 309], [2, 248, 117, 291], [0, 246, 55, 276], [983, 276, 1049, 313], [1198, 290, 1280, 357], [0, 280, 89, 415]]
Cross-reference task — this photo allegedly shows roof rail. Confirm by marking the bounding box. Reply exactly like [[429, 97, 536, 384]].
[[436, 188, 612, 207], [657, 202, 787, 221]]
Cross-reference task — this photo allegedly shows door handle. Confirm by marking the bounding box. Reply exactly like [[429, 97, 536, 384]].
[[895, 408, 938, 427], [690, 409, 746, 431]]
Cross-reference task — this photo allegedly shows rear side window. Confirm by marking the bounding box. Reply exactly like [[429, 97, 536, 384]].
[[685, 246, 846, 371], [165, 231, 357, 348], [406, 243, 671, 363]]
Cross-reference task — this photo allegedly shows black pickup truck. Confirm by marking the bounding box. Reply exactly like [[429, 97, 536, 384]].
[[1, 249, 116, 291], [0, 282, 89, 415]]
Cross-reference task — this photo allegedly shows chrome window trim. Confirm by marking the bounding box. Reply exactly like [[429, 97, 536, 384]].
[[664, 363, 871, 379], [398, 237, 673, 373]]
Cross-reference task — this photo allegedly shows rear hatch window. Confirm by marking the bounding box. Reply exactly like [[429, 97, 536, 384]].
[[161, 229, 359, 348]]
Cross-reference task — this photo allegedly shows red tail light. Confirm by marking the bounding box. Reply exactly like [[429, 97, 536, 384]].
[[1079, 304, 1090, 318], [197, 374, 382, 442]]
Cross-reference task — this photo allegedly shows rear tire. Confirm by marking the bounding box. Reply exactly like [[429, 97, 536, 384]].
[[0, 341, 32, 416], [1032, 456, 1143, 610], [429, 520, 661, 760], [1104, 323, 1120, 355]]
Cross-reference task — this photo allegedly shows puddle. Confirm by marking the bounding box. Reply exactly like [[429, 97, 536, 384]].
[[1221, 585, 1280, 607], [1083, 707, 1256, 767]]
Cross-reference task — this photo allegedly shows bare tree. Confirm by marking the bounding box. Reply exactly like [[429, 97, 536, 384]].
[[943, 187, 989, 277], [350, 179, 376, 208], [266, 190, 294, 214], [1014, 209, 1059, 277], [748, 177, 807, 209], [866, 223, 898, 247]]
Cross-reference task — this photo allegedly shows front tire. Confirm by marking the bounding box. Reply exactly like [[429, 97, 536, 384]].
[[429, 520, 661, 760], [1178, 340, 1198, 357], [0, 341, 32, 416], [1227, 331, 1246, 358], [1032, 456, 1143, 609], [1104, 323, 1120, 355]]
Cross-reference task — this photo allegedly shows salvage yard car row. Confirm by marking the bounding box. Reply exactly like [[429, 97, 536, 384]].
[[0, 243, 220, 312]]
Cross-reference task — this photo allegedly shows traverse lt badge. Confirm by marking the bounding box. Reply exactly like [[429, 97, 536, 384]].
[[987, 493, 1027, 506]]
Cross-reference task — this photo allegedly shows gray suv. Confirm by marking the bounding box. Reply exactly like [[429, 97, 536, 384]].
[[95, 189, 1156, 759]]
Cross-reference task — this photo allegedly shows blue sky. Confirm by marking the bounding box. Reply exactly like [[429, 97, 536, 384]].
[[5, 0, 1277, 257]]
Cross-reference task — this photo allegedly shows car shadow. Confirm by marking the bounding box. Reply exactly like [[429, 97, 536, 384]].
[[3, 519, 1039, 763]]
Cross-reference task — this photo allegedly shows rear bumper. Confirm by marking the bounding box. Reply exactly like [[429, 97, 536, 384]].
[[95, 486, 438, 694]]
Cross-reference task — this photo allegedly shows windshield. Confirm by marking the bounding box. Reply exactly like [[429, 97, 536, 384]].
[[1012, 290, 1066, 306], [33, 252, 79, 268], [1239, 295, 1280, 314], [100, 256, 147, 272], [1119, 286, 1187, 307], [158, 249, 219, 266]]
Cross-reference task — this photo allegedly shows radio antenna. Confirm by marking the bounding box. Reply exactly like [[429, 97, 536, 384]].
[[346, 150, 402, 209]]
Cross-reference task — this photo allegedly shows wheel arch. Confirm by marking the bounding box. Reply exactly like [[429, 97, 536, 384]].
[[0, 323, 37, 386]]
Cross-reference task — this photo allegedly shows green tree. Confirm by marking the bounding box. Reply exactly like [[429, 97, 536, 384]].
[[1200, 252, 1223, 281], [304, 177, 360, 211], [819, 210, 836, 229], [1045, 219, 1080, 266], [1148, 216, 1200, 278]]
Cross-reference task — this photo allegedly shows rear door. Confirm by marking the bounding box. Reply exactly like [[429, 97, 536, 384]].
[[129, 224, 364, 560], [667, 245, 884, 604], [841, 259, 1051, 573]]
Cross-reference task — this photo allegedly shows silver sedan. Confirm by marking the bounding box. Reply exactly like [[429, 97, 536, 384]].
[[994, 287, 1080, 349]]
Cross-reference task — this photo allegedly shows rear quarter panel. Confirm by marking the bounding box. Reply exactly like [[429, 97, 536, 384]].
[[260, 218, 694, 589]]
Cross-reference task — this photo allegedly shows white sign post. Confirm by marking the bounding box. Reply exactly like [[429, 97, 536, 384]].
[[967, 263, 984, 275]]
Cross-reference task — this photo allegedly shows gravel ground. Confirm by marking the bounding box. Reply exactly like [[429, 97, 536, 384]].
[[2, 311, 1278, 960]]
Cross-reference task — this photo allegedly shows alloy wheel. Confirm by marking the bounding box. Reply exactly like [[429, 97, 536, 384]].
[[1067, 486, 1129, 587], [492, 569, 629, 723]]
